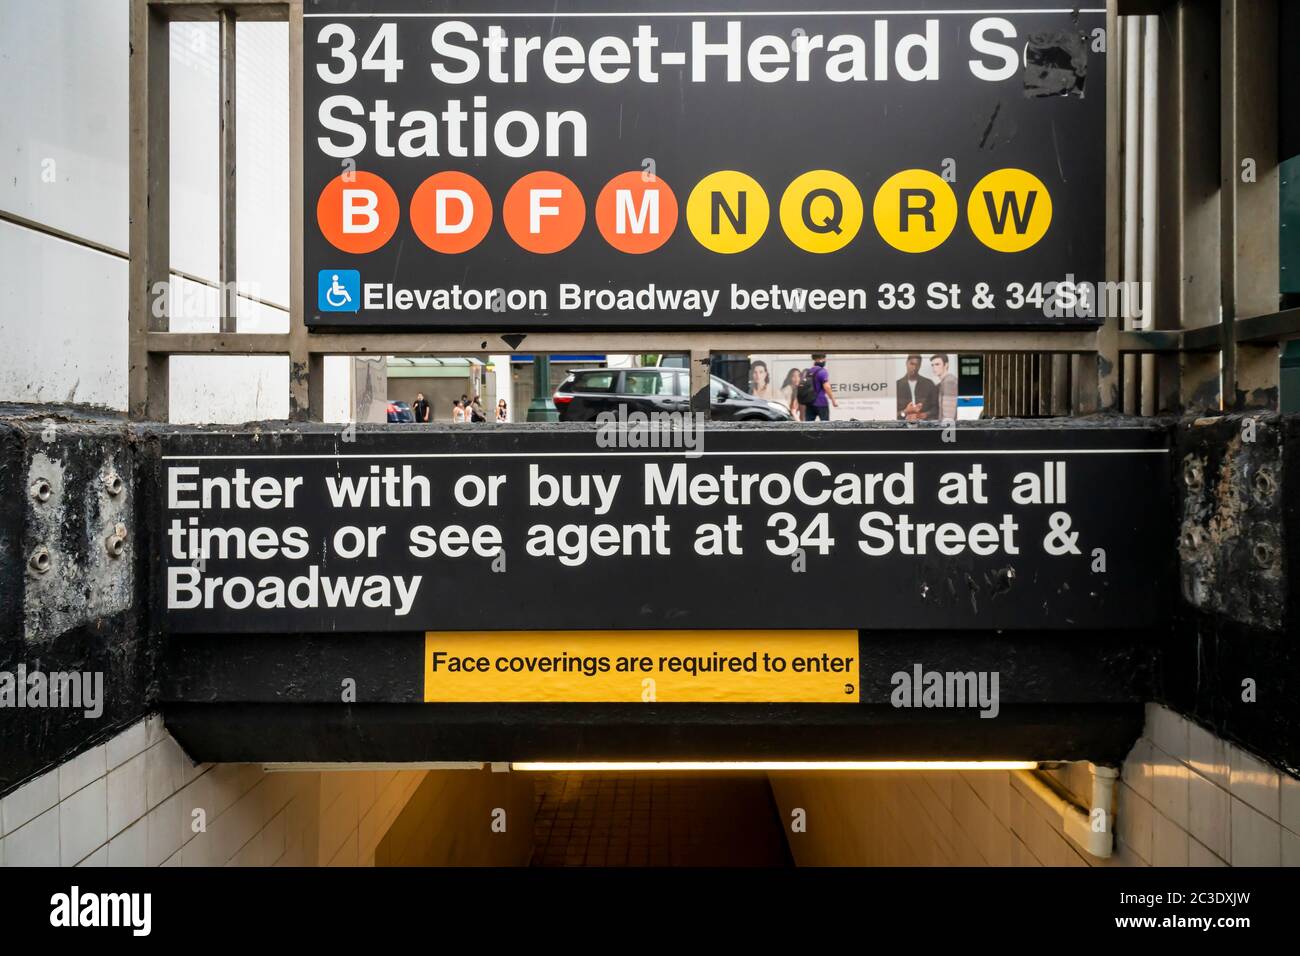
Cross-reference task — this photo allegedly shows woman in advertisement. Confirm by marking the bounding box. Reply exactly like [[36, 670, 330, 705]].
[[780, 367, 804, 421], [749, 360, 773, 400]]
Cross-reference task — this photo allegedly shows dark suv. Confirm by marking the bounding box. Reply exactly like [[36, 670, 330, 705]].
[[553, 367, 793, 422]]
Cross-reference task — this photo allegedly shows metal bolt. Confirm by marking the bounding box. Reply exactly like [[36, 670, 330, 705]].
[[30, 478, 52, 502], [29, 548, 51, 574], [1252, 467, 1276, 503], [106, 523, 128, 558], [1183, 458, 1203, 492], [104, 472, 124, 496]]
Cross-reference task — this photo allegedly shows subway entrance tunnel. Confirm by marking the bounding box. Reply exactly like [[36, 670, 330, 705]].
[[339, 763, 1100, 867], [2, 413, 1299, 868], [528, 772, 792, 868], [32, 756, 1119, 867]]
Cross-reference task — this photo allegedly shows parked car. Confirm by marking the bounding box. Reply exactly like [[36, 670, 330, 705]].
[[553, 367, 793, 422], [386, 400, 415, 423]]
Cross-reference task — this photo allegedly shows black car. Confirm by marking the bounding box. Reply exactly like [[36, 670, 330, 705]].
[[553, 367, 793, 422]]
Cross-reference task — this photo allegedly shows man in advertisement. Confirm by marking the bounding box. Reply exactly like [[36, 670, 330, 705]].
[[897, 354, 938, 421], [753, 354, 921, 421], [931, 354, 959, 422]]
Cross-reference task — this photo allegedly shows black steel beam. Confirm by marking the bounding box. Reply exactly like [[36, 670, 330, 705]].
[[162, 701, 1147, 765]]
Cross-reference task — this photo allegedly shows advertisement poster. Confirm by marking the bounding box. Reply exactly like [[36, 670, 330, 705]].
[[746, 353, 965, 421]]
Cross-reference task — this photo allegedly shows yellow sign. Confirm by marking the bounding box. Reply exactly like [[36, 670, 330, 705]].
[[966, 167, 1053, 252], [685, 171, 770, 253], [779, 170, 864, 254], [871, 168, 958, 253], [423, 630, 859, 703]]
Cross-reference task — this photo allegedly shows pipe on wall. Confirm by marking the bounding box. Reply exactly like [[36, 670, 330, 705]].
[[1123, 16, 1142, 415], [1140, 14, 1160, 416], [1016, 763, 1117, 860]]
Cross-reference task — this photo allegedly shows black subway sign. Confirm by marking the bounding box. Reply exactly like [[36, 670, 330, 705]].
[[304, 0, 1107, 329], [157, 425, 1170, 633]]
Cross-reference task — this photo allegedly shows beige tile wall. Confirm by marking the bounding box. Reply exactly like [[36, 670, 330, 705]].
[[374, 767, 534, 866], [0, 716, 432, 867], [5, 703, 1295, 868], [1116, 704, 1299, 867], [770, 704, 1300, 867], [771, 767, 1097, 866]]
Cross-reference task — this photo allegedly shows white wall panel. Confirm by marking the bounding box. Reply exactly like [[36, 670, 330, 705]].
[[168, 22, 219, 283], [165, 273, 220, 330], [0, 221, 127, 409], [161, 277, 288, 332], [324, 355, 352, 422], [236, 21, 290, 309], [235, 295, 290, 333], [0, 0, 129, 250], [168, 355, 290, 423]]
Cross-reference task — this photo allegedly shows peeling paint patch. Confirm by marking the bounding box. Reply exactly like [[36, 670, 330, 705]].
[[1177, 416, 1284, 630], [1024, 31, 1087, 99], [1190, 377, 1221, 411]]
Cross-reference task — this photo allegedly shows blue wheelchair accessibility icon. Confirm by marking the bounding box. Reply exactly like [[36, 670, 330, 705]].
[[318, 270, 360, 313]]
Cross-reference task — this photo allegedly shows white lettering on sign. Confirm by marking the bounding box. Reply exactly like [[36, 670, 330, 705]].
[[342, 189, 379, 233], [436, 189, 474, 233], [160, 439, 1166, 631], [529, 188, 562, 233], [313, 16, 1029, 160], [616, 189, 659, 235]]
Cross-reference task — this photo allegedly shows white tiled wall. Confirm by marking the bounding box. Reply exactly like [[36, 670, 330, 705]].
[[316, 764, 427, 867], [0, 715, 541, 867], [770, 704, 1300, 867], [1117, 704, 1298, 867], [0, 716, 431, 867]]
